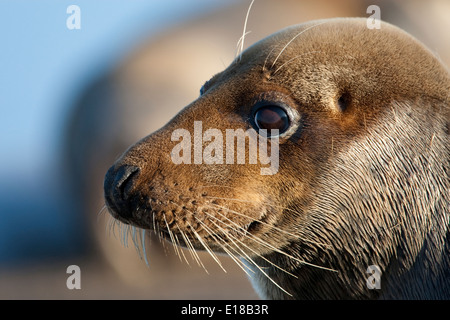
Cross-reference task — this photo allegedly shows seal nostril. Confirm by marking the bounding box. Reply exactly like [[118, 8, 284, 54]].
[[113, 165, 141, 201], [104, 164, 141, 221]]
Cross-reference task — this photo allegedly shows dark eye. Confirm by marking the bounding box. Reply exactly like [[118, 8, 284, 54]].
[[254, 105, 290, 135]]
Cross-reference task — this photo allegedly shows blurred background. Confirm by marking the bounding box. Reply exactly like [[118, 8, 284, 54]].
[[0, 0, 449, 299]]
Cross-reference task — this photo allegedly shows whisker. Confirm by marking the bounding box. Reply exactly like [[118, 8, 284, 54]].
[[196, 215, 261, 275], [193, 217, 235, 273], [101, 206, 151, 266], [163, 214, 182, 262], [186, 220, 227, 273], [204, 211, 298, 296], [170, 201, 210, 271], [262, 45, 280, 72], [205, 195, 295, 213], [126, 224, 132, 248], [109, 218, 118, 239], [97, 204, 108, 223], [153, 212, 164, 244], [141, 229, 150, 267], [200, 214, 259, 271], [205, 204, 337, 273], [176, 222, 206, 271], [159, 229, 170, 257], [215, 223, 293, 297], [120, 223, 125, 246], [240, 246, 293, 297], [223, 225, 298, 278], [197, 217, 255, 277], [152, 211, 157, 234], [270, 21, 327, 70], [130, 226, 142, 259], [122, 224, 130, 248], [236, 31, 252, 50], [202, 212, 297, 272], [272, 51, 321, 75], [186, 227, 211, 275], [174, 233, 191, 267], [203, 210, 296, 277], [236, 0, 255, 62], [210, 202, 331, 249], [105, 215, 114, 238]]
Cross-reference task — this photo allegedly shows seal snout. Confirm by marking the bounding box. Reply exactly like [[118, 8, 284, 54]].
[[104, 164, 141, 223]]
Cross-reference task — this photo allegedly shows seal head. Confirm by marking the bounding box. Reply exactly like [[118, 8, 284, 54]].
[[104, 18, 450, 299]]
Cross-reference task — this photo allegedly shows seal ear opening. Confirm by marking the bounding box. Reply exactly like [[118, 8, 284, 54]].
[[337, 91, 351, 112]]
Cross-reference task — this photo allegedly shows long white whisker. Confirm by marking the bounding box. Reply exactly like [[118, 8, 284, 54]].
[[205, 195, 298, 214], [200, 218, 255, 276], [210, 202, 331, 249], [241, 246, 293, 297], [174, 233, 191, 267], [194, 215, 257, 276], [203, 210, 296, 277], [186, 227, 210, 275], [110, 218, 119, 239], [131, 226, 142, 259], [141, 229, 150, 267], [105, 215, 114, 238], [271, 21, 327, 70], [193, 217, 237, 273], [186, 220, 227, 273], [120, 223, 128, 248], [223, 226, 298, 278], [236, 31, 252, 49], [159, 229, 170, 257], [176, 222, 206, 270], [97, 204, 108, 223], [152, 211, 157, 236], [169, 202, 210, 272], [163, 214, 182, 262], [213, 220, 293, 297], [262, 45, 280, 72], [205, 205, 337, 273], [202, 214, 267, 275], [273, 51, 321, 75], [236, 0, 255, 62]]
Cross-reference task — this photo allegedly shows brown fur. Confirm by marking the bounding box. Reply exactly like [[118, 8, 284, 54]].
[[104, 18, 449, 299]]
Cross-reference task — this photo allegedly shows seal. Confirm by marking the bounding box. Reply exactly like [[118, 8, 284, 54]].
[[103, 18, 450, 299]]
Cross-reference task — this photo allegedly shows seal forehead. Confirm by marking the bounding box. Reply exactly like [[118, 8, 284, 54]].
[[236, 18, 449, 106]]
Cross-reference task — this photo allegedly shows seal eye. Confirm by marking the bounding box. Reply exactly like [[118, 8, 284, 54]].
[[254, 105, 290, 135]]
